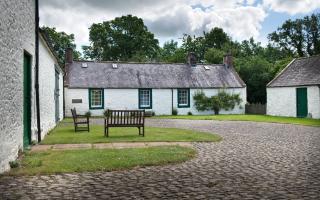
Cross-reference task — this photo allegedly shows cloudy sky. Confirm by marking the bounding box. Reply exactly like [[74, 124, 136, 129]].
[[39, 0, 320, 51]]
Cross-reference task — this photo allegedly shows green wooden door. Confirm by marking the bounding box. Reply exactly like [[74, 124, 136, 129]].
[[23, 53, 32, 148], [296, 88, 308, 118]]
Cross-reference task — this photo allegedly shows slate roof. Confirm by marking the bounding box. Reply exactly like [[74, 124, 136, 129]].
[[268, 55, 320, 87], [66, 61, 246, 89]]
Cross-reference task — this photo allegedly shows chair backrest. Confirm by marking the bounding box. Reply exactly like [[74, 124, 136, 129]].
[[106, 109, 145, 125], [71, 108, 77, 122]]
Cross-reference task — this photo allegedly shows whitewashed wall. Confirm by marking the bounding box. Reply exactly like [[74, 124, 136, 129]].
[[0, 0, 35, 173], [65, 88, 246, 116], [37, 36, 64, 140], [267, 86, 320, 119]]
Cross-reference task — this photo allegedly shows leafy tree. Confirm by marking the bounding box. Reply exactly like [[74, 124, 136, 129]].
[[193, 90, 242, 114], [83, 15, 159, 61], [41, 26, 81, 64], [204, 27, 231, 49], [204, 48, 224, 64], [181, 34, 206, 62], [268, 14, 320, 56], [235, 56, 273, 104]]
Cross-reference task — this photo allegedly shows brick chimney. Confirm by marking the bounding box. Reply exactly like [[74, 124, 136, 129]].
[[223, 53, 233, 68], [64, 48, 73, 86], [187, 52, 197, 67], [65, 47, 73, 64]]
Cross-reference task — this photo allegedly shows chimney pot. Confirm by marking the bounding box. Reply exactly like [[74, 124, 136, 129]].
[[187, 52, 197, 67], [65, 48, 73, 64]]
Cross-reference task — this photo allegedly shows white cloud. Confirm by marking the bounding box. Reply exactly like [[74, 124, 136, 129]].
[[39, 0, 267, 50], [263, 0, 320, 15]]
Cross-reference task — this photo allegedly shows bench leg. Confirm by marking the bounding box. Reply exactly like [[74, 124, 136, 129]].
[[138, 127, 141, 136], [105, 127, 109, 137]]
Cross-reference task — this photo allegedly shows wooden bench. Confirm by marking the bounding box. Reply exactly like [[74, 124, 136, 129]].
[[104, 109, 145, 137], [71, 108, 90, 132]]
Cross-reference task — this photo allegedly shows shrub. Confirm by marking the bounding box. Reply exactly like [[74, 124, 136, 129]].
[[9, 161, 19, 168], [188, 111, 193, 115], [193, 90, 242, 114], [104, 109, 111, 117], [85, 111, 91, 118], [172, 108, 178, 115]]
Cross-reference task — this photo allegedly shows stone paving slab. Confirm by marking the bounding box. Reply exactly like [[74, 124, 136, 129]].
[[52, 143, 92, 150], [31, 142, 193, 152]]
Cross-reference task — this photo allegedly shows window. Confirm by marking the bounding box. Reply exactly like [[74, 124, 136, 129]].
[[178, 89, 190, 108], [89, 89, 104, 109], [139, 89, 152, 109]]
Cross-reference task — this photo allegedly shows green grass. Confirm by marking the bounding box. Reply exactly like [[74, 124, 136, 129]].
[[8, 146, 196, 176], [154, 114, 320, 126], [41, 122, 221, 144]]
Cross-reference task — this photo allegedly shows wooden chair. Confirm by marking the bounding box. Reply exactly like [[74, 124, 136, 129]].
[[71, 108, 90, 132], [104, 109, 145, 137]]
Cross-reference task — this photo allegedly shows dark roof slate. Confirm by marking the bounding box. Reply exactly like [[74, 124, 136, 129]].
[[67, 61, 246, 89], [268, 55, 320, 87]]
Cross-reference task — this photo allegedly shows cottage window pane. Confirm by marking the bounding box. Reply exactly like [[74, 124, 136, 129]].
[[139, 89, 151, 108], [178, 89, 189, 106], [91, 89, 103, 107]]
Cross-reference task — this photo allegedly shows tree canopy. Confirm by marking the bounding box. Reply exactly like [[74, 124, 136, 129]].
[[41, 26, 81, 65], [83, 15, 159, 61]]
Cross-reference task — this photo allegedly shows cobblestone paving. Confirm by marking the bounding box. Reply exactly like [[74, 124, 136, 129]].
[[1, 119, 320, 199]]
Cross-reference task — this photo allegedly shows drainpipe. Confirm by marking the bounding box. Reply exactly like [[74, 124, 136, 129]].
[[35, 0, 41, 142]]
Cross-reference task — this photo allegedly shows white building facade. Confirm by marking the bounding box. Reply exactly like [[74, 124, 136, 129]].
[[0, 0, 64, 173], [64, 51, 246, 116], [267, 56, 320, 119]]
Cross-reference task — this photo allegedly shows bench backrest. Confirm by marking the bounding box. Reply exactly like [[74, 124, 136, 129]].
[[106, 110, 145, 125]]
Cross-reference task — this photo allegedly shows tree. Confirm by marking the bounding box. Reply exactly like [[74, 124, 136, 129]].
[[160, 40, 179, 62], [83, 15, 159, 61], [234, 56, 273, 103], [204, 48, 224, 64], [41, 26, 81, 64], [268, 14, 320, 57], [204, 27, 231, 49], [181, 34, 206, 62]]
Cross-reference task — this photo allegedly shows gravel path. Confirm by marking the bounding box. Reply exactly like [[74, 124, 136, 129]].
[[1, 119, 320, 199]]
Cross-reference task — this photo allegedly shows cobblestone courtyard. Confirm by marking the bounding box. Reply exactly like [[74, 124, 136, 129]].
[[1, 119, 320, 199]]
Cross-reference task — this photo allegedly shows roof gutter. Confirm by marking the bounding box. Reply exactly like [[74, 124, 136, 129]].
[[35, 0, 41, 142]]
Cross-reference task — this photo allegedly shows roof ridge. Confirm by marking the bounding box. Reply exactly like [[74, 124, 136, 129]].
[[73, 60, 223, 66]]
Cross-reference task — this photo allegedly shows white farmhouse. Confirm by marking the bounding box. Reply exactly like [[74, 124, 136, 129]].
[[267, 56, 320, 119], [0, 0, 64, 173], [64, 50, 246, 116]]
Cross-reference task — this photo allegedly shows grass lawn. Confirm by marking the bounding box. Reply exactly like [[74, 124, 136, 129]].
[[41, 122, 221, 144], [8, 146, 195, 176], [154, 114, 320, 127]]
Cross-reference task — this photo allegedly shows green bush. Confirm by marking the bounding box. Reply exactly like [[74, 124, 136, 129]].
[[188, 111, 193, 115], [85, 111, 92, 117], [172, 108, 178, 115], [193, 90, 242, 114], [9, 161, 20, 168]]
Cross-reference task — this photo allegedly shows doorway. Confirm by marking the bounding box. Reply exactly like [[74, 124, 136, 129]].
[[296, 88, 308, 118]]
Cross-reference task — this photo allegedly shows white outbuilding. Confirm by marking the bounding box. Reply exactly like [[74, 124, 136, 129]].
[[267, 56, 320, 119], [64, 50, 246, 116]]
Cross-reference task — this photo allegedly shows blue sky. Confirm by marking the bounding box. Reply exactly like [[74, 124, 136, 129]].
[[39, 0, 320, 49]]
